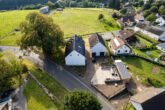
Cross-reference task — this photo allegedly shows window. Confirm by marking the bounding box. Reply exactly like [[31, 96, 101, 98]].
[[118, 50, 120, 53], [125, 50, 127, 53]]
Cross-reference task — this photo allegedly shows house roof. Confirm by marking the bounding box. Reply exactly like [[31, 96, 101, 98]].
[[40, 6, 49, 10], [122, 15, 135, 23], [131, 87, 165, 110], [65, 35, 85, 57], [157, 43, 165, 48], [89, 33, 106, 49], [136, 22, 165, 36], [110, 37, 126, 50], [115, 60, 131, 80], [135, 14, 143, 19], [119, 30, 135, 40]]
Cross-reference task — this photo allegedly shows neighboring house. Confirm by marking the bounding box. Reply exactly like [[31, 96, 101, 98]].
[[65, 35, 86, 66], [156, 43, 165, 52], [89, 33, 106, 57], [119, 30, 137, 43], [130, 87, 165, 110], [110, 37, 133, 55], [40, 6, 49, 14], [159, 53, 165, 60], [135, 14, 144, 22], [156, 15, 165, 26], [114, 60, 131, 83], [121, 15, 135, 26], [0, 97, 12, 110], [134, 22, 165, 41]]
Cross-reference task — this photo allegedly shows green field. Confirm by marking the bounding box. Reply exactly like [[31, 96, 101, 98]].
[[24, 78, 57, 110], [121, 57, 165, 87]]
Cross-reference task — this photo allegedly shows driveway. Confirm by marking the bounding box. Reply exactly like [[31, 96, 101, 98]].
[[0, 46, 116, 110]]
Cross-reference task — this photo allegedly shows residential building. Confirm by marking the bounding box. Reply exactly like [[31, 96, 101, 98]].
[[135, 14, 144, 22], [65, 35, 86, 66], [134, 22, 165, 41], [131, 87, 165, 110], [120, 15, 135, 26], [156, 43, 165, 52], [0, 97, 12, 110], [89, 33, 106, 57], [114, 60, 131, 83], [40, 6, 49, 14], [109, 37, 133, 55], [156, 15, 165, 26], [119, 30, 137, 43]]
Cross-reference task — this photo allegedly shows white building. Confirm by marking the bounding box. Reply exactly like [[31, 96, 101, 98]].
[[40, 6, 49, 14], [130, 87, 165, 110], [110, 37, 133, 55], [134, 22, 165, 41], [89, 33, 106, 57], [65, 35, 86, 66], [156, 43, 165, 52], [156, 15, 165, 26]]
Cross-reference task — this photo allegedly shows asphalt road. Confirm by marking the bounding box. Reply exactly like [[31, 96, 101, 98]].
[[0, 46, 116, 110]]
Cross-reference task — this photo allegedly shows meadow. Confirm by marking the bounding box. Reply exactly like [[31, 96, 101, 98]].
[[0, 8, 120, 45]]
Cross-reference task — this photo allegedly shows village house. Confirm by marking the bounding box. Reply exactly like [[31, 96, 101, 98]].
[[120, 15, 135, 26], [134, 14, 144, 22], [134, 22, 165, 41], [114, 60, 131, 83], [130, 87, 165, 110], [89, 33, 106, 57], [109, 37, 133, 55], [156, 15, 165, 26], [119, 30, 137, 43], [156, 43, 165, 52], [40, 6, 49, 14], [65, 35, 86, 66]]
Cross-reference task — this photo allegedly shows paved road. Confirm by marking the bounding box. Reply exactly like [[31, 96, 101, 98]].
[[0, 46, 116, 110]]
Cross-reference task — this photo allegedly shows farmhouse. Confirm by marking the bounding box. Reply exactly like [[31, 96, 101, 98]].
[[134, 22, 165, 41], [109, 37, 133, 55], [40, 6, 49, 14], [119, 30, 137, 43], [89, 33, 106, 57], [134, 14, 144, 22], [120, 15, 135, 26], [156, 43, 165, 52], [155, 15, 165, 26], [130, 87, 165, 110], [114, 60, 131, 83], [65, 35, 86, 66]]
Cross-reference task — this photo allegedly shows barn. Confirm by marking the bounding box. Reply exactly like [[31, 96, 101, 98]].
[[65, 35, 86, 66], [89, 33, 106, 57]]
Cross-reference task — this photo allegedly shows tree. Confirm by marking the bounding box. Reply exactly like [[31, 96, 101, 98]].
[[120, 8, 127, 15], [159, 5, 165, 16], [63, 89, 102, 110], [47, 1, 55, 9], [143, 10, 151, 18], [146, 13, 156, 22], [150, 6, 158, 13], [108, 0, 120, 10], [143, 3, 151, 10], [98, 14, 104, 20], [18, 12, 64, 55]]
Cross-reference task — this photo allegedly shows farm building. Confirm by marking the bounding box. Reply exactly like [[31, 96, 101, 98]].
[[134, 14, 144, 22], [40, 6, 49, 14], [110, 37, 133, 55], [156, 43, 165, 52], [114, 60, 131, 83], [119, 30, 137, 43], [89, 33, 106, 57], [134, 22, 165, 41], [120, 15, 135, 26], [155, 15, 165, 26], [130, 87, 165, 110], [65, 35, 86, 66]]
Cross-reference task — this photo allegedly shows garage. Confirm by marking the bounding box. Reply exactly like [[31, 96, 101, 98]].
[[100, 52, 105, 56]]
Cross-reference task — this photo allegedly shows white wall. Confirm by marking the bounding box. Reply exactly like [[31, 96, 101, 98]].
[[157, 46, 165, 52], [114, 45, 131, 55], [131, 100, 143, 110], [134, 26, 160, 40], [65, 50, 85, 66], [156, 17, 165, 26], [91, 42, 106, 56]]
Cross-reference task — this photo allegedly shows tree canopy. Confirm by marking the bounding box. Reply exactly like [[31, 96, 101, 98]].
[[18, 12, 64, 55], [63, 89, 102, 110]]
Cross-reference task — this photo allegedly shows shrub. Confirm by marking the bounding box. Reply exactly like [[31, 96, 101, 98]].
[[98, 14, 104, 20]]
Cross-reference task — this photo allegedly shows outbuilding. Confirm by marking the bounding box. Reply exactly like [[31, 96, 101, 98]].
[[65, 35, 86, 66], [40, 6, 49, 14], [157, 43, 165, 52], [89, 33, 106, 57]]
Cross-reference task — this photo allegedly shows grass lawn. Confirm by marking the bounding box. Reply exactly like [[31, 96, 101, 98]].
[[120, 56, 165, 87], [136, 36, 152, 47], [23, 60, 68, 109], [52, 8, 120, 39], [24, 78, 57, 110], [125, 104, 135, 110]]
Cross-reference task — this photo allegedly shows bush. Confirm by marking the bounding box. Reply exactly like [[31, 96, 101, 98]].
[[120, 8, 127, 15], [143, 77, 164, 88], [98, 14, 104, 20]]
